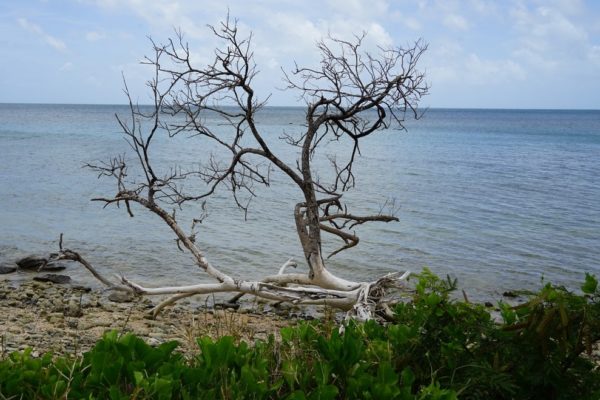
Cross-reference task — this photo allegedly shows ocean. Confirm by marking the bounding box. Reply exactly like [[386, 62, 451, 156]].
[[0, 104, 599, 301]]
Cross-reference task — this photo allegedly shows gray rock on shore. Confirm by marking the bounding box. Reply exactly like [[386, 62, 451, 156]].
[[43, 262, 67, 272], [33, 274, 72, 284], [0, 263, 17, 274], [0, 279, 293, 357], [108, 291, 136, 303], [13, 255, 69, 273], [16, 255, 48, 270]]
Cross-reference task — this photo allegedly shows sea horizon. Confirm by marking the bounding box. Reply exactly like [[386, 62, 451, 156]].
[[1, 102, 599, 112]]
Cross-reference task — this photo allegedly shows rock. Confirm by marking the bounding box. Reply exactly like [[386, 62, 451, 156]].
[[41, 262, 67, 272], [214, 302, 240, 310], [33, 274, 72, 284], [16, 255, 47, 270], [47, 313, 64, 324], [146, 337, 162, 346], [81, 298, 100, 308], [8, 326, 21, 334], [108, 291, 136, 303], [66, 320, 79, 329], [71, 285, 92, 292], [64, 301, 83, 317], [0, 263, 17, 274], [50, 298, 64, 313], [80, 320, 112, 330], [148, 331, 165, 339]]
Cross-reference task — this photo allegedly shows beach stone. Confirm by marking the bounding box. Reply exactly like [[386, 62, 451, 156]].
[[0, 264, 17, 274], [72, 285, 92, 292], [8, 326, 21, 334], [66, 319, 79, 329], [80, 319, 112, 330], [148, 331, 165, 339], [81, 297, 100, 308], [33, 274, 72, 284], [64, 301, 83, 317], [146, 337, 162, 346], [108, 291, 136, 303], [47, 313, 63, 324], [16, 255, 47, 270], [41, 262, 67, 272]]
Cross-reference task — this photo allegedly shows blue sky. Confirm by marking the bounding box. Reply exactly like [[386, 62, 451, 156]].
[[1, 0, 599, 109]]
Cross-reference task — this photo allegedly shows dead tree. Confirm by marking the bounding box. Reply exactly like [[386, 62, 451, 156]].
[[55, 16, 428, 321]]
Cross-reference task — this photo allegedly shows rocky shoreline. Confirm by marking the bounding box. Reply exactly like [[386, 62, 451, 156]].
[[0, 278, 309, 358], [2, 257, 599, 366]]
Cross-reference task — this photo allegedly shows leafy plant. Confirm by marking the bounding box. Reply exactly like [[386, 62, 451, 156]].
[[1, 272, 599, 399]]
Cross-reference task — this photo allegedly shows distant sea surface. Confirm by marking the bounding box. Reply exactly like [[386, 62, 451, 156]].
[[1, 104, 599, 300]]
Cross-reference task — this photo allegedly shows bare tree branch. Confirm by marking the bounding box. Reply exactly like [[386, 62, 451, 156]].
[[73, 16, 427, 321]]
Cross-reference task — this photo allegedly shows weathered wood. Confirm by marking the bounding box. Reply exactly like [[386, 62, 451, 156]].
[[69, 16, 425, 322]]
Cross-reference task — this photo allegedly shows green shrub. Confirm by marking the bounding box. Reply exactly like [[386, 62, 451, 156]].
[[1, 272, 598, 399]]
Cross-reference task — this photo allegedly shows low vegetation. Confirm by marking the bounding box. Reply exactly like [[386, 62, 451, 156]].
[[1, 271, 599, 399]]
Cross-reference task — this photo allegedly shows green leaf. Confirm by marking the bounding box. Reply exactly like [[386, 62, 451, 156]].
[[582, 273, 598, 294], [134, 370, 145, 385], [310, 384, 338, 400]]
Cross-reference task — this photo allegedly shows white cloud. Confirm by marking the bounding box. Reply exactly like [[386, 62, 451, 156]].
[[326, 0, 389, 19], [68, 0, 600, 108], [426, 41, 525, 87], [443, 14, 469, 31], [17, 17, 67, 52], [469, 0, 498, 15], [86, 31, 106, 41], [265, 12, 321, 53], [314, 19, 394, 50], [79, 0, 213, 38], [59, 62, 73, 71], [78, 0, 121, 8], [365, 22, 394, 47], [589, 45, 600, 66], [537, 0, 585, 16], [403, 16, 422, 31], [465, 54, 526, 84], [511, 3, 590, 69]]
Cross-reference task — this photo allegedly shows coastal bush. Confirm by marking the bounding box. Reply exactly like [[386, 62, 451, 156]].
[[1, 273, 599, 399]]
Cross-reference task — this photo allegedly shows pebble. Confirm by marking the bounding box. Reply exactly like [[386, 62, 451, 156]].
[[108, 291, 136, 303], [146, 337, 162, 346], [66, 320, 79, 329], [64, 301, 83, 317], [0, 264, 17, 274], [48, 315, 63, 324], [79, 320, 114, 330], [33, 274, 72, 284], [41, 262, 67, 272]]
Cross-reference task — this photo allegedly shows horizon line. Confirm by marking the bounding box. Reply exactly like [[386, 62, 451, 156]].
[[0, 102, 598, 112]]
